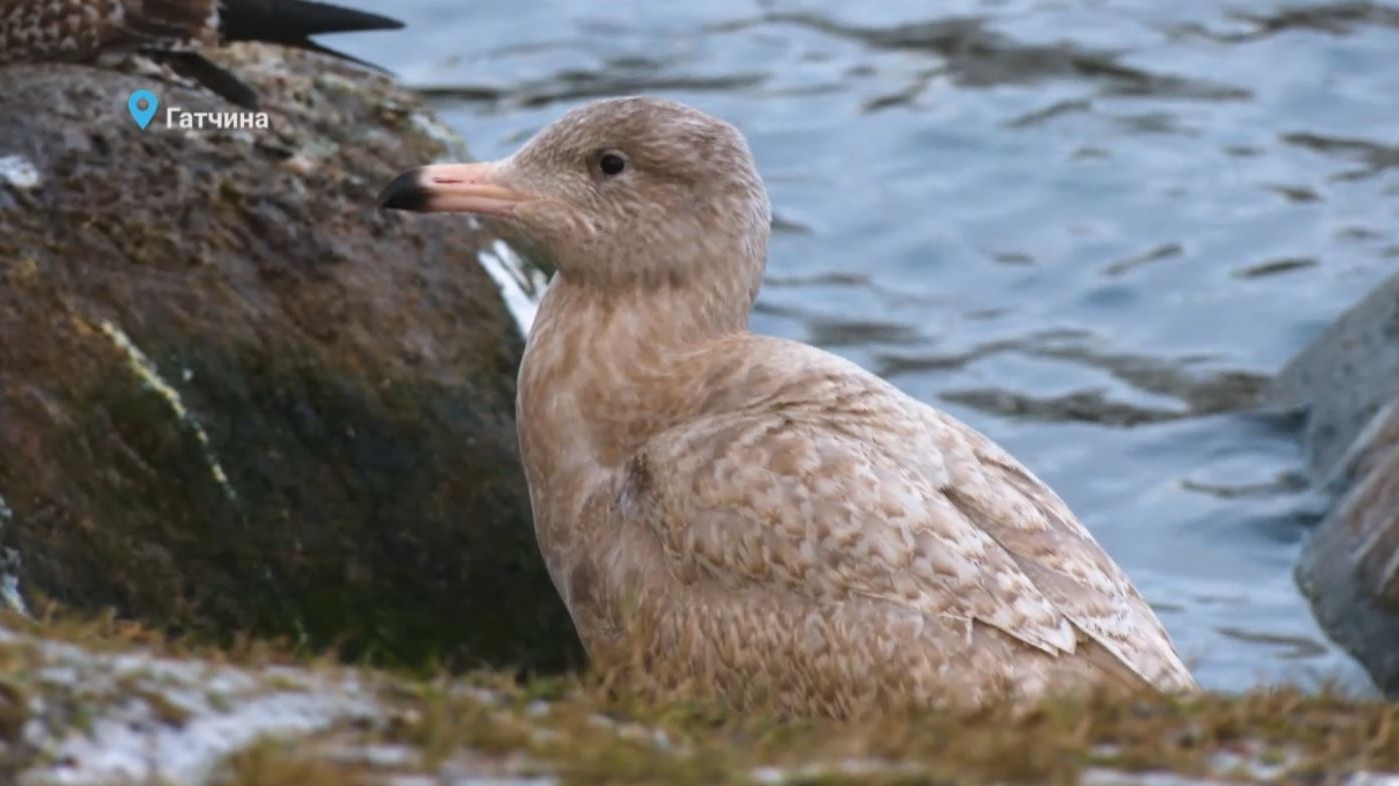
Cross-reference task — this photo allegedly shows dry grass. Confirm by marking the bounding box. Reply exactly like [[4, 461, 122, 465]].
[[2, 608, 1396, 786], [369, 667, 1399, 786], [213, 739, 376, 786]]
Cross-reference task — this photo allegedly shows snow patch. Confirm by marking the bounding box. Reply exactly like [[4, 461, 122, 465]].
[[0, 494, 26, 617], [0, 154, 40, 190], [0, 548, 27, 617], [1083, 771, 1233, 786], [9, 627, 379, 786], [39, 690, 374, 786], [1350, 774, 1399, 786]]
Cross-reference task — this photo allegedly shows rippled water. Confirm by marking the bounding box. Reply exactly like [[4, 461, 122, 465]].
[[338, 0, 1399, 692]]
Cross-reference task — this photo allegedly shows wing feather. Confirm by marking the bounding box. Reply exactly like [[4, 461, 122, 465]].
[[637, 337, 1196, 692]]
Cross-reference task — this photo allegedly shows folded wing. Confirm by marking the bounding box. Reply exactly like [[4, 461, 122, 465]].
[[632, 338, 1197, 693]]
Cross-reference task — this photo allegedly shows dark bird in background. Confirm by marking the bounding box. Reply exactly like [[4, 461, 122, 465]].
[[0, 0, 403, 107]]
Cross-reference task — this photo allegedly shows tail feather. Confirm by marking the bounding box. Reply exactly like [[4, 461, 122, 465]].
[[217, 0, 404, 43], [127, 0, 403, 107]]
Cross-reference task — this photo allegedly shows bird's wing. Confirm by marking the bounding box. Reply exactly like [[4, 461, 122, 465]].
[[933, 410, 1198, 691], [0, 0, 216, 64], [631, 337, 1196, 692]]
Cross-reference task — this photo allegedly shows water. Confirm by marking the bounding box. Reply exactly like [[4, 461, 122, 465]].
[[336, 0, 1399, 693]]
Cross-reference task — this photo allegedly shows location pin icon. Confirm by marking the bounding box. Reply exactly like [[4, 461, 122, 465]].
[[128, 90, 159, 130]]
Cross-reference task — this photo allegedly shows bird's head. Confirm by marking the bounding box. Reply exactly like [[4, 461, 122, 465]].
[[380, 96, 771, 297]]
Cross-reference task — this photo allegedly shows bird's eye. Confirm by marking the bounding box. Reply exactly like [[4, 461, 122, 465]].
[[598, 151, 627, 177]]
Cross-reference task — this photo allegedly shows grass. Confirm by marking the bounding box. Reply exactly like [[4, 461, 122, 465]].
[[1, 607, 1396, 785], [362, 668, 1399, 786], [214, 739, 376, 786], [0, 605, 339, 670]]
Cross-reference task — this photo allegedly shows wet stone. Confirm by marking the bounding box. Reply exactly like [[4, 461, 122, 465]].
[[1274, 270, 1399, 696], [1271, 270, 1399, 480], [0, 45, 582, 673]]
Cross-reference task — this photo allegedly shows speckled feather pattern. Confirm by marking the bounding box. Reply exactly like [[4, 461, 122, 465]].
[[0, 0, 215, 64], [522, 306, 1197, 715], [431, 97, 1199, 717]]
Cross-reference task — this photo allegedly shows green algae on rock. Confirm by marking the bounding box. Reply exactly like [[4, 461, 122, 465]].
[[0, 45, 581, 674]]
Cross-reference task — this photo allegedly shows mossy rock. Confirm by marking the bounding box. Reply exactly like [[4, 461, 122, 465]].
[[0, 46, 581, 673]]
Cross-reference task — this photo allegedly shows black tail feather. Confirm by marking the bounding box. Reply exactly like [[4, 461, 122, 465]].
[[218, 0, 404, 43], [146, 2, 402, 107]]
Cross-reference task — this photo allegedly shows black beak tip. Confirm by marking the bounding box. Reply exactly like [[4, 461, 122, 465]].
[[378, 169, 430, 212]]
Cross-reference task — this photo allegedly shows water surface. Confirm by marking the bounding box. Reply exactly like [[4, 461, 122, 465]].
[[339, 0, 1399, 692]]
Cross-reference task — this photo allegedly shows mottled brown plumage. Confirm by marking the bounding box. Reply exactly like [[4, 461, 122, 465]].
[[379, 96, 1200, 717], [0, 0, 401, 106]]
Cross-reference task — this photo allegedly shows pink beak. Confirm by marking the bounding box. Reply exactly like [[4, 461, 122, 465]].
[[378, 162, 532, 216]]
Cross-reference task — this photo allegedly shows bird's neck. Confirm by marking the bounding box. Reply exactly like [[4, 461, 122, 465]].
[[516, 269, 753, 478], [550, 256, 759, 342]]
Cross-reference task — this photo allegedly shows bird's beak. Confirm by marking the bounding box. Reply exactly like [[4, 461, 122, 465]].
[[378, 162, 532, 216]]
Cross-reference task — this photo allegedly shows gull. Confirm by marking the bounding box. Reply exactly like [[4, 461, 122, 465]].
[[379, 96, 1199, 716]]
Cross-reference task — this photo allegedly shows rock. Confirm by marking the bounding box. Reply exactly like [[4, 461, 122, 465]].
[[0, 46, 580, 673], [1272, 271, 1399, 696], [1295, 401, 1399, 696], [1271, 271, 1399, 479]]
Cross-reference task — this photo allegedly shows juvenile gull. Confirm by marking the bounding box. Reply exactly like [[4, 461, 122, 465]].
[[0, 0, 402, 106], [379, 97, 1199, 716]]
